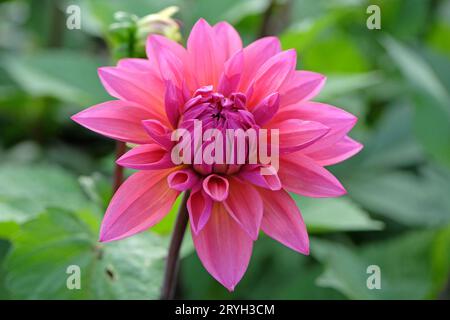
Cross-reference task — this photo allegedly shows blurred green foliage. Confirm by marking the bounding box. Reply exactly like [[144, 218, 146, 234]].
[[0, 0, 449, 299]]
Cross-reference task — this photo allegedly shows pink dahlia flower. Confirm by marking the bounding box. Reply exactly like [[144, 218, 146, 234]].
[[72, 19, 362, 291]]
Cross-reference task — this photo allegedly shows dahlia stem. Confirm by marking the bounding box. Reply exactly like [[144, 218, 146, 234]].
[[113, 141, 127, 192], [160, 191, 190, 300]]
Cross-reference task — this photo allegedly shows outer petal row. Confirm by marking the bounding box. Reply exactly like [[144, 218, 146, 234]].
[[99, 169, 179, 242]]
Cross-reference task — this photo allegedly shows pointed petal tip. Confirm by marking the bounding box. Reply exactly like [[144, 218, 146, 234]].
[[70, 110, 92, 128], [191, 18, 212, 31], [70, 113, 81, 123], [196, 17, 209, 25], [226, 284, 236, 292], [354, 140, 364, 153], [287, 240, 310, 255], [97, 66, 108, 77], [214, 20, 231, 28], [98, 231, 113, 243], [216, 277, 237, 292], [115, 156, 125, 167], [296, 245, 310, 256], [98, 231, 125, 243]]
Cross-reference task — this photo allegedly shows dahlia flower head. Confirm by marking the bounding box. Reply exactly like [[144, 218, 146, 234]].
[[72, 19, 362, 291]]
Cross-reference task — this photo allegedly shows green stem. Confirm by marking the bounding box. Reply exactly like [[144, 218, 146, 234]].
[[160, 192, 190, 300]]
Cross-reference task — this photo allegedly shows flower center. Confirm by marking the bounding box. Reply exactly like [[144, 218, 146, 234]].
[[179, 85, 257, 131], [176, 86, 260, 175]]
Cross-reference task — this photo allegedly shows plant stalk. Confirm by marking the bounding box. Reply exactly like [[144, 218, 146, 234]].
[[113, 141, 127, 192], [160, 191, 190, 300]]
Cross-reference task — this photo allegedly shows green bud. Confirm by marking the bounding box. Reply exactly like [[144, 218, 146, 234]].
[[108, 6, 181, 61]]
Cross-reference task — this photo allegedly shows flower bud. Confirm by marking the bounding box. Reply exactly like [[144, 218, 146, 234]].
[[108, 6, 181, 60]]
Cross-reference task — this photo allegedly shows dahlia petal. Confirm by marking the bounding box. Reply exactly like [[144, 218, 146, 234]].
[[98, 67, 164, 110], [147, 35, 185, 86], [117, 58, 154, 72], [268, 119, 330, 153], [223, 178, 263, 240], [164, 81, 183, 128], [71, 100, 153, 144], [191, 203, 253, 291], [213, 21, 242, 59], [146, 34, 188, 65], [259, 188, 309, 254], [202, 174, 229, 202], [188, 19, 225, 88], [306, 136, 363, 166], [280, 71, 326, 106], [167, 168, 199, 191], [116, 144, 174, 170], [271, 101, 357, 154], [278, 153, 346, 197], [252, 92, 280, 125], [239, 37, 281, 92], [187, 187, 213, 234], [238, 165, 282, 191], [217, 50, 244, 97], [142, 119, 173, 150], [247, 49, 297, 107], [99, 169, 179, 242]]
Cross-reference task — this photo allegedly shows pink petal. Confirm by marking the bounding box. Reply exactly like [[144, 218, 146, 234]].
[[98, 67, 164, 113], [239, 37, 281, 93], [213, 21, 243, 60], [202, 174, 229, 202], [251, 92, 280, 125], [71, 100, 154, 144], [217, 50, 244, 97], [247, 49, 297, 107], [279, 71, 326, 106], [187, 186, 213, 234], [267, 119, 330, 153], [259, 188, 309, 254], [117, 58, 154, 72], [146, 35, 185, 87], [271, 101, 357, 154], [238, 165, 282, 191], [278, 153, 346, 197], [146, 34, 188, 65], [142, 119, 173, 150], [167, 168, 199, 191], [191, 203, 253, 291], [306, 136, 363, 166], [188, 19, 225, 88], [99, 169, 179, 242], [223, 177, 263, 240], [116, 144, 174, 170], [164, 80, 183, 128]]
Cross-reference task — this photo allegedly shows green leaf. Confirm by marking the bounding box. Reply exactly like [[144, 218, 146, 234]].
[[345, 167, 450, 227], [0, 239, 11, 299], [312, 238, 373, 299], [182, 235, 344, 299], [380, 37, 450, 168], [431, 226, 450, 297], [3, 208, 175, 299], [427, 21, 450, 59], [381, 36, 450, 114], [293, 195, 384, 233], [413, 93, 450, 168], [356, 103, 424, 169], [317, 72, 383, 101], [151, 194, 182, 235], [0, 164, 91, 228], [1, 50, 108, 106], [312, 228, 450, 299]]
